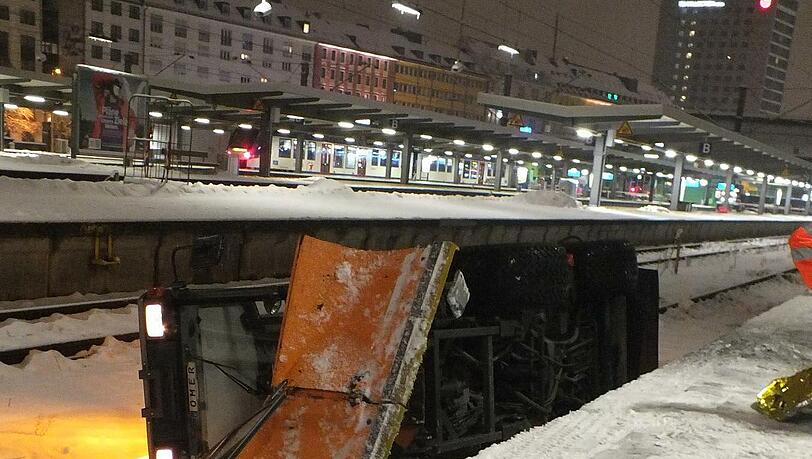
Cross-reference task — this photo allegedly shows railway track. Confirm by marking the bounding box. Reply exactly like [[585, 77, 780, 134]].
[[638, 240, 786, 267]]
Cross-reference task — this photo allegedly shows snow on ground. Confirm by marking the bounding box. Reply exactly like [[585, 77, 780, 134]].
[[659, 273, 805, 364], [0, 151, 122, 176], [0, 304, 136, 352], [475, 294, 812, 459], [0, 338, 146, 459], [0, 175, 809, 223], [653, 240, 794, 307]]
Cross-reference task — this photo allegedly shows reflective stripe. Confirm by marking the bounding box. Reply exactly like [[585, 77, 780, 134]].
[[792, 247, 812, 261]]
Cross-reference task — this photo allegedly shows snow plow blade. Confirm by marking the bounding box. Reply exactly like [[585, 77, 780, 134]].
[[236, 236, 457, 458], [754, 367, 812, 421]]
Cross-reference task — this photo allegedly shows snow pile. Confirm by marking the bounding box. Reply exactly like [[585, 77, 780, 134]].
[[0, 337, 146, 458], [0, 304, 137, 352], [475, 295, 812, 458], [300, 177, 355, 196], [638, 204, 671, 214], [509, 190, 580, 208]]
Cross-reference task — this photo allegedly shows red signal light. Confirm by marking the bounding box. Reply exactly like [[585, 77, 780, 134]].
[[758, 0, 773, 11]]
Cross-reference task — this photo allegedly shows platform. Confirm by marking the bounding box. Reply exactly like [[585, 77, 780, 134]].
[[475, 294, 812, 458]]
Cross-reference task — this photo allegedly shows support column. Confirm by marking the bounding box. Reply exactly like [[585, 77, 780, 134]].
[[260, 106, 280, 177], [452, 154, 461, 184], [294, 135, 305, 173], [722, 169, 734, 206], [507, 160, 517, 189], [494, 150, 504, 191], [758, 179, 768, 215], [785, 184, 793, 215], [0, 102, 5, 153], [399, 134, 412, 184], [648, 176, 657, 202], [806, 191, 811, 215], [589, 129, 613, 207], [385, 146, 393, 179], [670, 155, 685, 211]]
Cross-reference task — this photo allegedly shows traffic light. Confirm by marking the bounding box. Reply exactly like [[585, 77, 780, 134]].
[[606, 92, 619, 102], [757, 0, 774, 11]]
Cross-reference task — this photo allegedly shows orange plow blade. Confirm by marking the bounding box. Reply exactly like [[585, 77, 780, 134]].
[[237, 236, 458, 459]]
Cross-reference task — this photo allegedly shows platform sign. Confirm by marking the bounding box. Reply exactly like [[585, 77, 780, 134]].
[[507, 114, 524, 128], [75, 65, 148, 153], [617, 121, 634, 139]]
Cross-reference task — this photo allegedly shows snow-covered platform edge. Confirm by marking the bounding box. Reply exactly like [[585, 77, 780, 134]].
[[474, 294, 812, 458]]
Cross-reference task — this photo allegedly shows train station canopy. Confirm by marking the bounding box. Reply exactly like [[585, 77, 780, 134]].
[[478, 92, 812, 178]]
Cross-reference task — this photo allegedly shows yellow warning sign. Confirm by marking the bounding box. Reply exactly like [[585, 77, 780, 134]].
[[507, 114, 524, 127], [617, 121, 634, 138]]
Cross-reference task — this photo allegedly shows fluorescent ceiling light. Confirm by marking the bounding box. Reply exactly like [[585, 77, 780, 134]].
[[24, 95, 46, 103], [277, 128, 291, 135], [195, 117, 210, 124], [392, 2, 421, 18], [420, 134, 433, 140], [453, 139, 465, 146], [148, 111, 162, 118], [373, 141, 384, 146], [641, 145, 653, 151], [180, 125, 191, 131], [313, 133, 325, 139], [665, 149, 677, 158], [52, 109, 69, 117], [381, 128, 397, 135], [508, 148, 519, 155], [685, 154, 698, 162], [345, 137, 355, 143], [644, 153, 660, 159], [575, 128, 593, 139], [212, 128, 225, 134], [678, 1, 725, 7], [355, 118, 371, 125], [239, 123, 253, 129], [482, 144, 494, 152], [531, 152, 542, 159], [498, 44, 520, 56], [338, 121, 354, 129]]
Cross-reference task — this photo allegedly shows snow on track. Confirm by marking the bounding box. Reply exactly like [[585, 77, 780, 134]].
[[0, 304, 137, 352], [475, 295, 812, 459]]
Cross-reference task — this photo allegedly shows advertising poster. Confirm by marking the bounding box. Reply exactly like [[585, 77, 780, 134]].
[[75, 65, 148, 153]]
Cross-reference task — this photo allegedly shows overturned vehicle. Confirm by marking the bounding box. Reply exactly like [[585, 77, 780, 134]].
[[139, 235, 658, 458]]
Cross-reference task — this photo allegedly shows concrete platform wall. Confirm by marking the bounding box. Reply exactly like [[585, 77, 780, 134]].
[[0, 219, 799, 301]]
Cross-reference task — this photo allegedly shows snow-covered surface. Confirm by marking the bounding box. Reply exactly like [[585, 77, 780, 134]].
[[638, 204, 671, 214], [0, 151, 122, 176], [476, 294, 812, 458], [0, 175, 810, 223], [659, 273, 805, 364], [0, 338, 146, 459], [0, 304, 136, 352], [653, 240, 794, 307]]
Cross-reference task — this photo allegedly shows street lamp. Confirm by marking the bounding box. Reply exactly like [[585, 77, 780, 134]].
[[498, 45, 520, 56], [392, 2, 421, 18]]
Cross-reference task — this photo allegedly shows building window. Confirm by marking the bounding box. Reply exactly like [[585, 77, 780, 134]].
[[91, 22, 103, 36], [263, 37, 273, 54], [242, 33, 253, 51], [149, 36, 162, 49], [151, 15, 163, 33], [174, 62, 187, 75], [220, 29, 231, 46], [129, 29, 140, 43], [198, 45, 209, 58], [262, 60, 271, 68], [91, 0, 103, 12], [0, 6, 7, 20], [199, 29, 210, 42], [111, 25, 122, 41], [240, 76, 251, 83], [149, 59, 162, 71], [283, 43, 293, 57], [175, 20, 187, 38], [321, 67, 326, 78], [220, 49, 230, 60], [125, 52, 138, 66], [129, 5, 140, 19], [90, 45, 103, 60], [110, 48, 121, 62], [282, 62, 292, 72], [111, 1, 122, 16], [0, 31, 9, 66]]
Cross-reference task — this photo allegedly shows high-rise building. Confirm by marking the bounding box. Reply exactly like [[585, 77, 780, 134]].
[[654, 0, 798, 116]]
